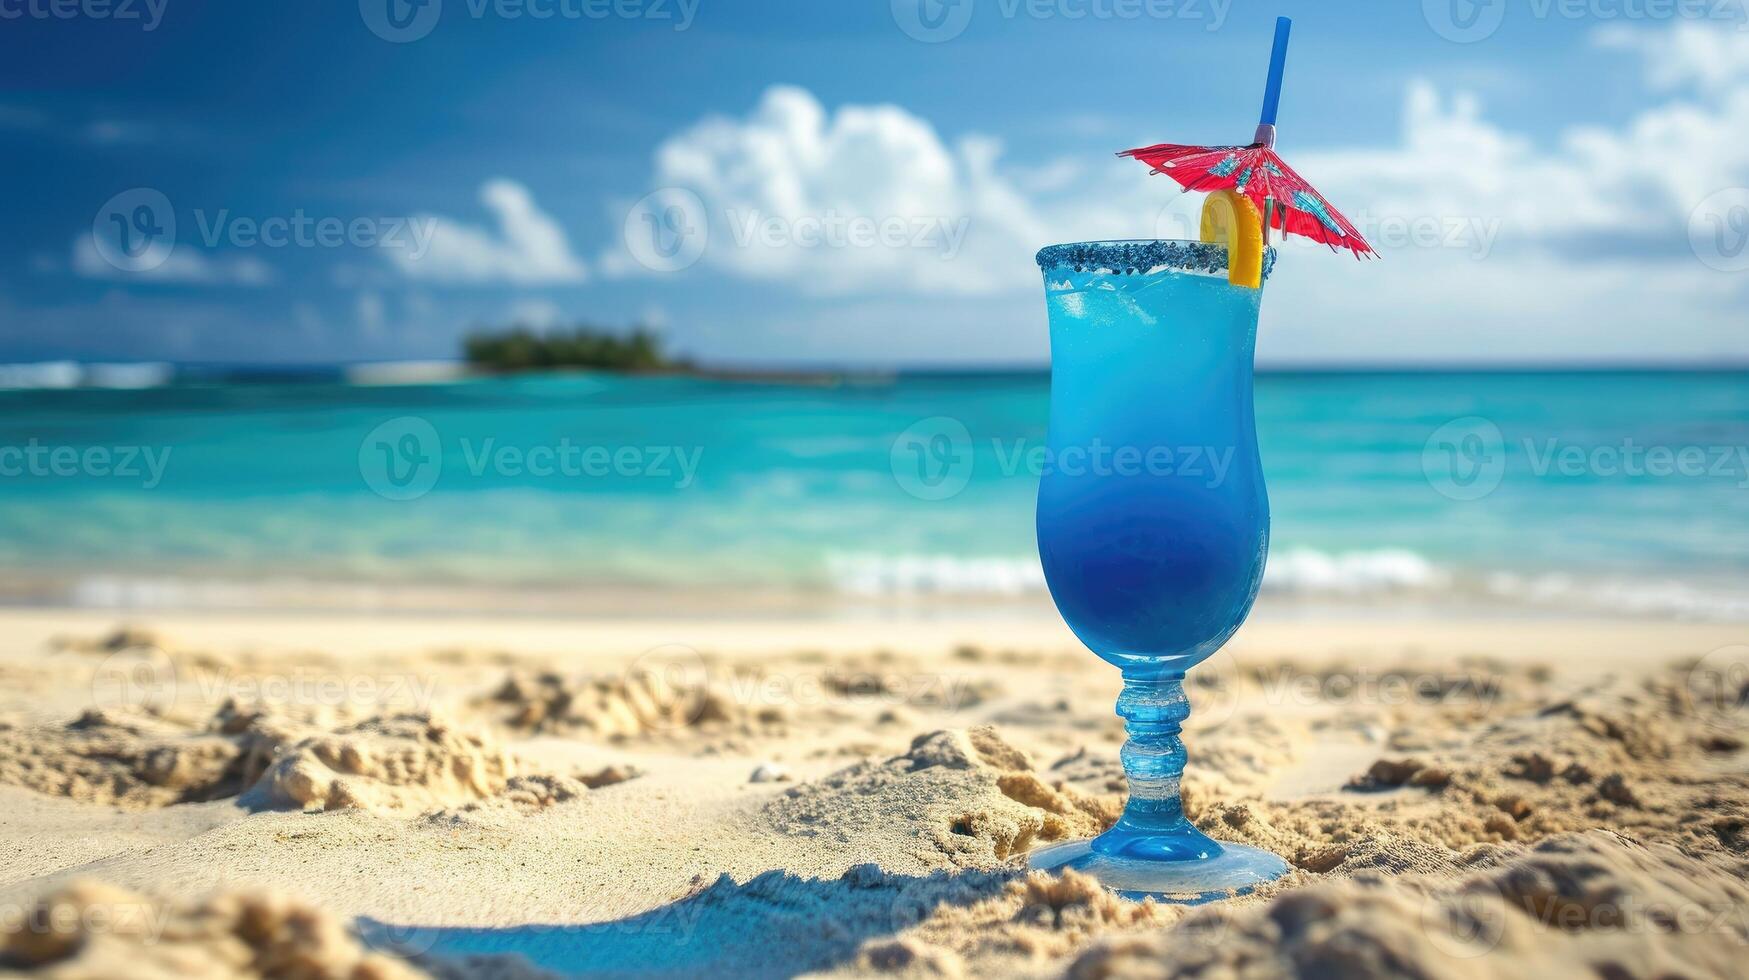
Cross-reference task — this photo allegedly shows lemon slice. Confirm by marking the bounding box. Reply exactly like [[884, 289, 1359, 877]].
[[1199, 190, 1264, 289]]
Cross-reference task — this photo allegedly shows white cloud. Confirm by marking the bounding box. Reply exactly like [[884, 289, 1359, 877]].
[[1296, 72, 1749, 248], [1239, 25, 1749, 363], [504, 298, 565, 331], [387, 179, 587, 285], [628, 24, 1747, 361], [605, 85, 1053, 295], [71, 234, 273, 286], [1595, 22, 1749, 94]]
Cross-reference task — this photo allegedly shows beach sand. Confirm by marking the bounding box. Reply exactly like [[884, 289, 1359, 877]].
[[0, 608, 1744, 978]]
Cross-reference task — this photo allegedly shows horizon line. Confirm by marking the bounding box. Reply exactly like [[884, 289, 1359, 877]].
[[7, 358, 1749, 377]]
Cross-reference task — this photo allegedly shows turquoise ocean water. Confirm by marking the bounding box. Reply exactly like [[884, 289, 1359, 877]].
[[1, 370, 1745, 618]]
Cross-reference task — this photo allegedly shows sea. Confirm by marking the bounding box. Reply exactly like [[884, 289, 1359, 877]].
[[2, 367, 1745, 620]]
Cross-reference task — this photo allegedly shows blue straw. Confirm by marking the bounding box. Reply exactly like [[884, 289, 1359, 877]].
[[1258, 17, 1292, 128]]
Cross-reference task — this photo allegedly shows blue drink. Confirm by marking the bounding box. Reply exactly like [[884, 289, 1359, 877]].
[[1028, 240, 1289, 900]]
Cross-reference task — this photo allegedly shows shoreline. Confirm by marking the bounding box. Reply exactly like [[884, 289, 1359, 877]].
[[3, 580, 1746, 625], [0, 604, 1737, 666]]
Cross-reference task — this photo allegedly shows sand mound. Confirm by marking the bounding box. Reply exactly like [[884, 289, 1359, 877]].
[[812, 651, 1001, 711], [0, 879, 428, 979], [491, 774, 588, 809], [477, 650, 995, 746], [0, 703, 533, 815], [766, 727, 1120, 867], [836, 867, 1184, 976], [0, 708, 269, 809], [1063, 831, 1749, 979], [0, 880, 561, 979], [480, 668, 780, 739], [243, 714, 515, 813], [420, 766, 643, 828], [1158, 667, 1749, 878], [1323, 672, 1749, 856]]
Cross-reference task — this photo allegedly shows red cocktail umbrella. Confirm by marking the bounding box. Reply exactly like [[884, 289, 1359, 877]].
[[1121, 18, 1374, 258]]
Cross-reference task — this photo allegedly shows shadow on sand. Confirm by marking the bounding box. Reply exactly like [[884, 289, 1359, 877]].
[[359, 863, 1017, 979]]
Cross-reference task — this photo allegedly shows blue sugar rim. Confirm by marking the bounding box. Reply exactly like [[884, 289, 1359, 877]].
[[1035, 240, 1277, 281]]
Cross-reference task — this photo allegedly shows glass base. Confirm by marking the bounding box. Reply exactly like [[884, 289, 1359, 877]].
[[1028, 838, 1289, 904]]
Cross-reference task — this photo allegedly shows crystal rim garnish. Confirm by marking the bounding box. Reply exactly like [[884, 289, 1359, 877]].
[[1035, 240, 1278, 281]]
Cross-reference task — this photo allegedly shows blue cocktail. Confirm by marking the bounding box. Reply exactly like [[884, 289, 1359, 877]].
[[1028, 239, 1289, 901]]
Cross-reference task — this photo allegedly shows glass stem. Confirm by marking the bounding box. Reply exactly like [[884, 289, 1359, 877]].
[[1092, 669, 1223, 860]]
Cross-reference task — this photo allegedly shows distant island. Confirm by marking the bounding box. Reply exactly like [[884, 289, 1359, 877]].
[[462, 324, 688, 373], [459, 323, 873, 386]]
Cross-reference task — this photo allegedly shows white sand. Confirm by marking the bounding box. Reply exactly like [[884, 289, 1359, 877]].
[[0, 608, 1744, 978]]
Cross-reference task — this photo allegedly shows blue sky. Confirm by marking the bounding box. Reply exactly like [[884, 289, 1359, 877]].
[[2, 0, 1746, 366]]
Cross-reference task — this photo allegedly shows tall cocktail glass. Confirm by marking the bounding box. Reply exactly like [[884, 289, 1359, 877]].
[[1028, 239, 1289, 901]]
